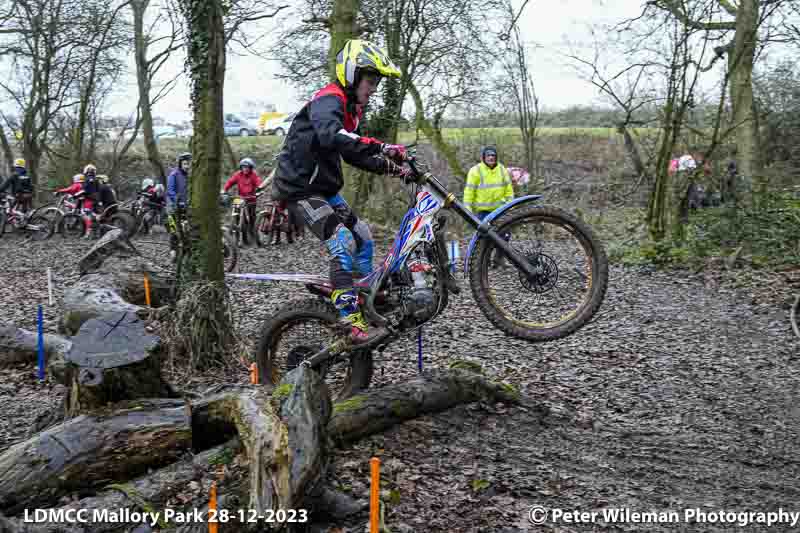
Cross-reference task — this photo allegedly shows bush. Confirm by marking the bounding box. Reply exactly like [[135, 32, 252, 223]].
[[685, 193, 800, 268]]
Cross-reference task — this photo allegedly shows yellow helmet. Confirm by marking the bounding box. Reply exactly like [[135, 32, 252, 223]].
[[98, 174, 109, 184], [13, 158, 25, 169], [83, 164, 97, 175], [335, 40, 401, 89], [73, 174, 85, 183]]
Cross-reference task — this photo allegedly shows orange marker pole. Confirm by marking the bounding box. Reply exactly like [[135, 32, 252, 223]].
[[370, 457, 380, 533], [208, 480, 218, 533], [250, 363, 258, 384], [143, 274, 151, 307]]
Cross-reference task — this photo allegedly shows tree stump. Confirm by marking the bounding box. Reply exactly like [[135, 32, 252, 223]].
[[64, 311, 176, 416]]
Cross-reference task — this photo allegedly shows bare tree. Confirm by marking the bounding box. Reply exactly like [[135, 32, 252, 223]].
[[131, 0, 183, 181], [498, 0, 540, 187], [651, 0, 790, 194], [66, 0, 131, 173], [0, 0, 98, 189], [273, 0, 504, 181], [569, 3, 724, 241]]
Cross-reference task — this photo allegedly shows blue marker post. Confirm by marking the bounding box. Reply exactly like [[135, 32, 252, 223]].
[[37, 304, 44, 380], [417, 327, 423, 373]]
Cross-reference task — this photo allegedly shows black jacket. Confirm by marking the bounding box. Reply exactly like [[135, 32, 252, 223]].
[[272, 83, 389, 201], [98, 184, 116, 208], [0, 172, 33, 196]]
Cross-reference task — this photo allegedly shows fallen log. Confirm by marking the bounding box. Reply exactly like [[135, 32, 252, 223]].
[[0, 363, 523, 526], [327, 366, 522, 444], [63, 311, 177, 416], [0, 326, 71, 367], [192, 365, 330, 517], [0, 368, 327, 520], [60, 266, 174, 337], [77, 229, 138, 276], [59, 272, 144, 336], [0, 439, 241, 533], [0, 398, 192, 515]]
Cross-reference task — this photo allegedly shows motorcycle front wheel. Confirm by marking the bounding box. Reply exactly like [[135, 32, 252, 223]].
[[468, 204, 609, 342]]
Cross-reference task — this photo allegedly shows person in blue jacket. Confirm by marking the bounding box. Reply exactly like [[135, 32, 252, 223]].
[[167, 152, 191, 213], [166, 152, 191, 255]]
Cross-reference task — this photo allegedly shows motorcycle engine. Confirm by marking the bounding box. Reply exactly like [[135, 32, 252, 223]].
[[397, 250, 438, 324]]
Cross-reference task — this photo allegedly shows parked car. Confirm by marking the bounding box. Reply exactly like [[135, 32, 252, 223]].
[[224, 114, 255, 137], [153, 125, 178, 140], [264, 112, 296, 137]]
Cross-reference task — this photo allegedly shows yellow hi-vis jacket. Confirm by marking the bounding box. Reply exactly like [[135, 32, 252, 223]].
[[463, 162, 514, 213]]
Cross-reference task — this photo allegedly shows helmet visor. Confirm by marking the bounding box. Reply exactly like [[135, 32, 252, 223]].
[[360, 70, 382, 90]]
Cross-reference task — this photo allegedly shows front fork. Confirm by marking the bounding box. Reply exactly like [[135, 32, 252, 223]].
[[433, 215, 460, 294]]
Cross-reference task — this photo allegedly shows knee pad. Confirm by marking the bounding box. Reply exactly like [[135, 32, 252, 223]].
[[352, 219, 372, 246], [325, 224, 356, 255], [324, 224, 356, 271]]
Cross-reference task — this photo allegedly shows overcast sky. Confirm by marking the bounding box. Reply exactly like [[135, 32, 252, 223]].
[[103, 0, 646, 122]]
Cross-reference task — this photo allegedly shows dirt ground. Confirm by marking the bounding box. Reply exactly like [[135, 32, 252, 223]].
[[0, 216, 798, 532]]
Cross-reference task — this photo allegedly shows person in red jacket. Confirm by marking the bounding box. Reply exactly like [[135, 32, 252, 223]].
[[222, 157, 265, 245], [55, 173, 96, 237], [55, 174, 85, 197]]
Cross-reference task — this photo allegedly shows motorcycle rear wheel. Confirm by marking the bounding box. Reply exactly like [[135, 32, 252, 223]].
[[255, 298, 373, 401]]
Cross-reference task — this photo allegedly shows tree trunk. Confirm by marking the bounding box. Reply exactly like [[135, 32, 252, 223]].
[[327, 0, 362, 82], [0, 123, 14, 173], [328, 367, 521, 444], [186, 0, 226, 283], [728, 0, 760, 190], [618, 124, 646, 179], [69, 80, 93, 172], [407, 81, 466, 179], [63, 311, 177, 416], [179, 0, 234, 369], [132, 0, 166, 181], [647, 111, 675, 242]]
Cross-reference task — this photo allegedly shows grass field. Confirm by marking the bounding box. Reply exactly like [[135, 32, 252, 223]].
[[151, 126, 653, 156]]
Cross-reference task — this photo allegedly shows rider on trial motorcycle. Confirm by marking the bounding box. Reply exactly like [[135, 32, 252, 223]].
[[271, 39, 411, 344]]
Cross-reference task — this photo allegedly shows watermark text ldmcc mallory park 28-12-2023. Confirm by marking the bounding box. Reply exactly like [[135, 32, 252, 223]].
[[527, 506, 800, 527]]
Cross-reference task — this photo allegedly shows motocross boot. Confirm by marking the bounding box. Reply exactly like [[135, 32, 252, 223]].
[[331, 288, 386, 344]]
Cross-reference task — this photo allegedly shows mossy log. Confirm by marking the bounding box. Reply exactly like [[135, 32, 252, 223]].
[[327, 367, 521, 444], [0, 361, 522, 529]]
